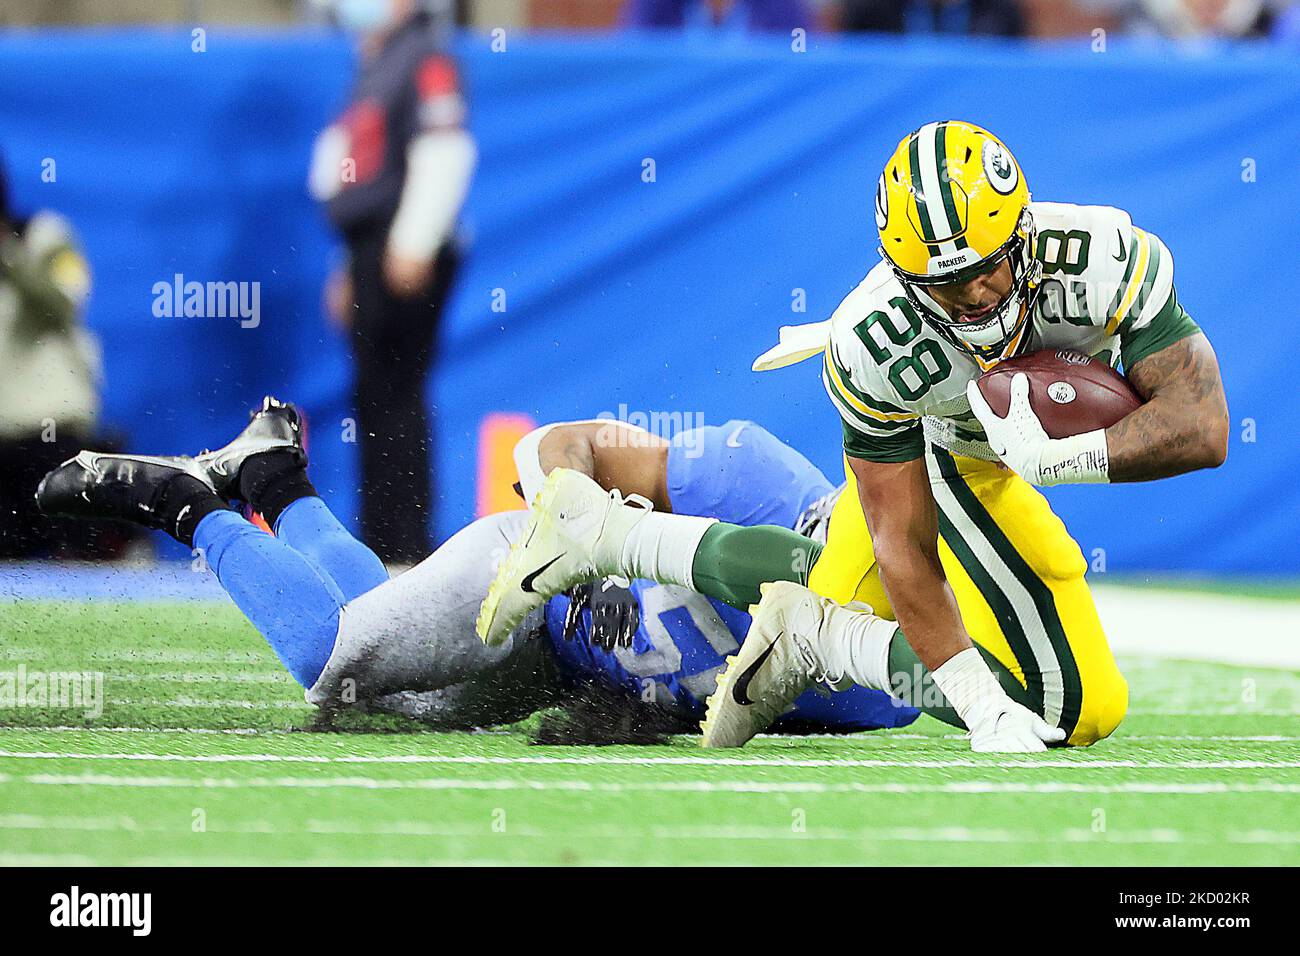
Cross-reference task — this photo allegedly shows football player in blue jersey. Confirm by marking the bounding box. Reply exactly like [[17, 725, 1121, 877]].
[[36, 398, 917, 739]]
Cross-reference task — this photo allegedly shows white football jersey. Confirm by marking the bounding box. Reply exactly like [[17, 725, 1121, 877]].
[[822, 201, 1185, 462]]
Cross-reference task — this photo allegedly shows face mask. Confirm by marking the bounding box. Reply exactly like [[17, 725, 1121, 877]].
[[333, 0, 395, 33], [946, 290, 1023, 350]]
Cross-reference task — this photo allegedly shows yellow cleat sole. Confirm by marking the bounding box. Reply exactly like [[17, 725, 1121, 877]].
[[699, 651, 742, 748], [475, 533, 522, 645], [474, 469, 567, 646]]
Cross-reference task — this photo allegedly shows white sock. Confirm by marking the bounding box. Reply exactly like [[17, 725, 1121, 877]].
[[813, 603, 899, 692], [593, 508, 716, 589]]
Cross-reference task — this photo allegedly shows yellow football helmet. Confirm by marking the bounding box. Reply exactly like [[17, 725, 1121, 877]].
[[875, 120, 1041, 363]]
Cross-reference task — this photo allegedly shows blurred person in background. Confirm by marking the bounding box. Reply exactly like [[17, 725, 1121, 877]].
[[1274, 0, 1300, 39], [1081, 0, 1281, 37], [622, 0, 815, 33], [1136, 0, 1273, 37], [0, 152, 129, 560], [310, 0, 475, 564], [830, 0, 1026, 35]]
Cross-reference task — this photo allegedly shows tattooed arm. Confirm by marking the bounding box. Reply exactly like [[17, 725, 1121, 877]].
[[536, 425, 598, 478], [1105, 332, 1229, 482], [524, 421, 673, 511]]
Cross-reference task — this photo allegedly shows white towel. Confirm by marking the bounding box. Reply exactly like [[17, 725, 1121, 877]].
[[751, 319, 832, 372]]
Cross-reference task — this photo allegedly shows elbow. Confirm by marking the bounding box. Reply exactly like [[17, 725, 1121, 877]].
[[1204, 437, 1229, 470], [1188, 415, 1229, 471], [1203, 412, 1231, 469]]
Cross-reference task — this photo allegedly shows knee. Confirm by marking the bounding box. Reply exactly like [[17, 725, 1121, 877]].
[[1068, 672, 1129, 746], [808, 541, 866, 606], [1034, 539, 1088, 583]]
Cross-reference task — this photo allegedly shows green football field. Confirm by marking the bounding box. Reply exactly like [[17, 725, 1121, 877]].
[[2, 597, 1299, 866]]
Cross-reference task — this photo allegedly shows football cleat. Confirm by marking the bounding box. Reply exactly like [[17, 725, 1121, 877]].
[[476, 467, 650, 647], [196, 396, 307, 500], [701, 581, 834, 749], [36, 451, 216, 537]]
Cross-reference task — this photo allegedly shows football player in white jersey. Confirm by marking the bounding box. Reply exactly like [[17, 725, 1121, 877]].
[[479, 121, 1229, 753]]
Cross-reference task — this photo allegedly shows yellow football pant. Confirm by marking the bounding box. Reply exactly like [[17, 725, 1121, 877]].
[[807, 446, 1128, 746]]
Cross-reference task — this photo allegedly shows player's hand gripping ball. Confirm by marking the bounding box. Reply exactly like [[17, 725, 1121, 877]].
[[967, 349, 1142, 486], [975, 349, 1142, 438]]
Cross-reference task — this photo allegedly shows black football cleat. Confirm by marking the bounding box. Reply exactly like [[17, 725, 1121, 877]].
[[36, 452, 217, 537], [196, 396, 307, 500]]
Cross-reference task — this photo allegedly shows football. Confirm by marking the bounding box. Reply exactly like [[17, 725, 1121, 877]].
[[976, 348, 1143, 439]]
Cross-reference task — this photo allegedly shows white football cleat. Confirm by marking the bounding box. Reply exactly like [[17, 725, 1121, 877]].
[[701, 580, 835, 748], [476, 468, 649, 646]]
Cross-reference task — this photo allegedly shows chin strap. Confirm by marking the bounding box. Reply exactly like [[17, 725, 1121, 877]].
[[969, 310, 1032, 371]]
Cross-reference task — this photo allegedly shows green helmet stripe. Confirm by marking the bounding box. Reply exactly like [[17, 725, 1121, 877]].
[[907, 133, 941, 258], [935, 122, 968, 250]]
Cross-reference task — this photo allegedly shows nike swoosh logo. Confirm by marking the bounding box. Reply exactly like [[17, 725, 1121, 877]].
[[726, 424, 745, 448], [1113, 229, 1127, 262], [521, 553, 565, 594], [731, 640, 779, 706]]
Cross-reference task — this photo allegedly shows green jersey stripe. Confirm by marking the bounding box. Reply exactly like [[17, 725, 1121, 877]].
[[1105, 233, 1141, 320], [842, 420, 924, 462], [823, 371, 917, 435], [936, 508, 1043, 705], [1121, 295, 1200, 370], [932, 447, 1084, 738], [1118, 236, 1164, 337], [826, 350, 913, 415]]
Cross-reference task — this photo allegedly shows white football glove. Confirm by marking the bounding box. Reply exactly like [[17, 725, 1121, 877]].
[[965, 374, 1110, 486], [930, 647, 1066, 753], [966, 697, 1067, 753]]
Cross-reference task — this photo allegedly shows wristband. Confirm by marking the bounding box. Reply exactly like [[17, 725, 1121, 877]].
[[513, 418, 654, 506], [931, 647, 1007, 727], [1037, 428, 1110, 486], [512, 423, 560, 506]]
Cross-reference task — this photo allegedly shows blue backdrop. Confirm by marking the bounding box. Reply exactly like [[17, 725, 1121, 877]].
[[1, 29, 1296, 574]]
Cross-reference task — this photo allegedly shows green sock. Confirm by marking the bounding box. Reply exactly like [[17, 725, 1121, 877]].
[[689, 523, 822, 609], [886, 632, 1035, 730], [690, 523, 1035, 730]]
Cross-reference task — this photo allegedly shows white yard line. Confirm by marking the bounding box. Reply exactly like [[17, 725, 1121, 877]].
[[3, 772, 1299, 795], [0, 852, 628, 867], [1093, 584, 1300, 669], [1, 729, 1298, 750], [0, 726, 272, 735], [759, 732, 1300, 743], [108, 673, 293, 685], [0, 648, 270, 664], [1113, 734, 1300, 741], [0, 750, 1295, 769], [1126, 708, 1299, 717], [0, 725, 514, 737], [13, 699, 1289, 721], [0, 853, 100, 866], [106, 698, 308, 710], [2, 727, 1297, 743], [1, 702, 1290, 717], [2, 812, 1294, 846]]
